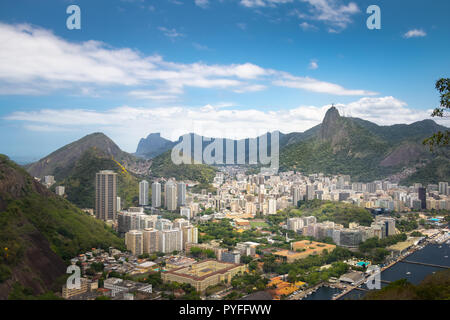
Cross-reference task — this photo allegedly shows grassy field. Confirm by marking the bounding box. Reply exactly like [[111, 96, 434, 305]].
[[250, 221, 269, 228]]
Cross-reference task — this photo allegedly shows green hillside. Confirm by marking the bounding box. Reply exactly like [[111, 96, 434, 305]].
[[364, 269, 450, 300], [279, 107, 448, 184], [54, 147, 141, 209], [150, 150, 216, 183], [280, 116, 394, 181], [400, 155, 450, 186], [0, 155, 124, 298]]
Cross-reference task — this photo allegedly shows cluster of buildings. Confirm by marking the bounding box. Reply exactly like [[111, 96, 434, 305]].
[[287, 215, 396, 248], [123, 216, 198, 255], [62, 247, 158, 300], [197, 169, 449, 221]]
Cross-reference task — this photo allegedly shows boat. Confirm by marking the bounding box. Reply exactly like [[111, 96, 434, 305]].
[[406, 271, 411, 275]]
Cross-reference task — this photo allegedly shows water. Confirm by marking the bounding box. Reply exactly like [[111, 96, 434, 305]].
[[339, 243, 450, 300], [302, 286, 341, 300]]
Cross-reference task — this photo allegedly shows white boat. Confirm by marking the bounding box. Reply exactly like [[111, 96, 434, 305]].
[[406, 271, 411, 275]]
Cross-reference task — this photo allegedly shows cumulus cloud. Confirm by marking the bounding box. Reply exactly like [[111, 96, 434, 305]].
[[295, 0, 360, 32], [403, 29, 427, 38], [0, 22, 375, 97], [4, 97, 439, 152]]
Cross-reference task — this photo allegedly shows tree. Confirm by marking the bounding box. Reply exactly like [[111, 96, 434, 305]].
[[423, 78, 450, 150]]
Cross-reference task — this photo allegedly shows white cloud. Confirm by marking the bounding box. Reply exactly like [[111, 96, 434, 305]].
[[299, 22, 318, 31], [273, 74, 377, 96], [128, 90, 179, 101], [195, 0, 209, 8], [0, 22, 376, 97], [288, 0, 360, 32], [308, 59, 319, 70], [240, 0, 294, 8], [158, 26, 185, 38], [4, 97, 439, 152], [404, 29, 427, 38]]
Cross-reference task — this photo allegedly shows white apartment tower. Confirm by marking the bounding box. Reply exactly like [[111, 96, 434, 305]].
[[165, 181, 177, 211], [152, 181, 161, 208], [139, 180, 149, 206]]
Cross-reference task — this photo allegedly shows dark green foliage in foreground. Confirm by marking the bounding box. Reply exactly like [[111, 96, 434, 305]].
[[365, 269, 450, 300], [0, 192, 124, 262], [7, 282, 64, 300], [0, 155, 124, 267], [423, 78, 450, 150]]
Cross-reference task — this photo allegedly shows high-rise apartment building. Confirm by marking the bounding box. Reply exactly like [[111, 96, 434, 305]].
[[152, 181, 161, 208], [159, 229, 183, 253], [367, 182, 377, 194], [418, 187, 427, 209], [439, 182, 448, 195], [306, 184, 315, 201], [125, 230, 143, 256], [292, 186, 303, 207], [181, 225, 198, 250], [117, 196, 121, 212], [165, 181, 177, 211], [177, 182, 186, 207], [95, 170, 117, 221], [139, 180, 149, 206], [268, 198, 277, 215], [143, 228, 160, 254]]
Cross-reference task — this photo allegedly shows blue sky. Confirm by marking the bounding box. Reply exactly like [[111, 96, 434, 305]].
[[0, 0, 449, 160]]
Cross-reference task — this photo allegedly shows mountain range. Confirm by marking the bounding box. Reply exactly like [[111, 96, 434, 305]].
[[135, 107, 449, 184], [17, 107, 449, 211]]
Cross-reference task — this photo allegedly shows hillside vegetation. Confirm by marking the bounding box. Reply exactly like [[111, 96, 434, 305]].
[[286, 200, 374, 227], [53, 147, 141, 209], [0, 155, 124, 298], [279, 107, 448, 184], [364, 269, 450, 300], [150, 150, 216, 183]]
